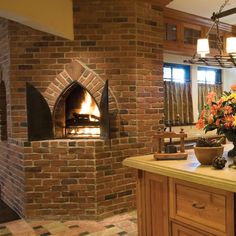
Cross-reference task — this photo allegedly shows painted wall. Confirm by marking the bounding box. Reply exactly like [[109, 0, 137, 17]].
[[164, 53, 236, 122], [0, 0, 73, 40], [223, 69, 236, 91]]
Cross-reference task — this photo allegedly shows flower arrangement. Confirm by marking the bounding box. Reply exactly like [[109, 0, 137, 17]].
[[196, 85, 236, 135]]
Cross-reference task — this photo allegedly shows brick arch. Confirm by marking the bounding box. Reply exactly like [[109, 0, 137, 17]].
[[43, 59, 118, 114]]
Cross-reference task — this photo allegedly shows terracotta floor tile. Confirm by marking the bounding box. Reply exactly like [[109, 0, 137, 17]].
[[89, 226, 121, 236], [0, 212, 137, 236], [43, 221, 69, 234], [5, 220, 36, 236]]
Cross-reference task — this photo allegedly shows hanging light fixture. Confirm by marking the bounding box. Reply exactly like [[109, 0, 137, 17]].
[[185, 0, 236, 68], [197, 38, 210, 57], [226, 37, 236, 53]]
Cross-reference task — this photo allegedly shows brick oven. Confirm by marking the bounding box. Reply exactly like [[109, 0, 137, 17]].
[[26, 60, 110, 141], [0, 0, 166, 220]]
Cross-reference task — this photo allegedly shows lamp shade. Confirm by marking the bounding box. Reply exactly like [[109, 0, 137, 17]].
[[226, 37, 236, 53], [197, 38, 209, 57]]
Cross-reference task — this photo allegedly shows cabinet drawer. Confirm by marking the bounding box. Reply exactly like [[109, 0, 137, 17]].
[[169, 178, 234, 235], [172, 222, 214, 236]]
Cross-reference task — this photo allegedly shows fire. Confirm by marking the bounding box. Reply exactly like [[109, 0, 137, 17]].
[[69, 127, 100, 136], [68, 91, 100, 137], [66, 90, 101, 137], [80, 91, 100, 120]]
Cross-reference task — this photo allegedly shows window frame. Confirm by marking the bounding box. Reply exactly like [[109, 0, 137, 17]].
[[163, 63, 191, 83], [197, 66, 222, 84]]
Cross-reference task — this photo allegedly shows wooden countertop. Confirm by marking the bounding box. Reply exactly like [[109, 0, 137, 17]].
[[123, 144, 236, 192]]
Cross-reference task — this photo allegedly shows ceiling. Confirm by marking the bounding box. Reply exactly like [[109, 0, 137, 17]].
[[167, 0, 236, 25]]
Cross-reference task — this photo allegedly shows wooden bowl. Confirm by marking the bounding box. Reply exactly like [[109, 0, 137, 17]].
[[194, 146, 224, 165]]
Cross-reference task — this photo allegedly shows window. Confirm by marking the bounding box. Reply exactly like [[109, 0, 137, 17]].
[[163, 63, 193, 125], [183, 27, 201, 45], [165, 23, 177, 41], [197, 67, 221, 84], [163, 63, 190, 83], [197, 67, 222, 115]]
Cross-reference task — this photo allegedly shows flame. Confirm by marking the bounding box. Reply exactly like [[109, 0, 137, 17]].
[[68, 128, 100, 137], [67, 91, 101, 137], [80, 91, 100, 120]]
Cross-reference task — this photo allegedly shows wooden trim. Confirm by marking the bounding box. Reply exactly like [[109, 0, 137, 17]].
[[163, 7, 236, 56], [137, 170, 146, 236], [171, 221, 215, 236], [145, 172, 169, 236], [164, 7, 234, 33], [233, 25, 236, 34], [146, 0, 173, 7]]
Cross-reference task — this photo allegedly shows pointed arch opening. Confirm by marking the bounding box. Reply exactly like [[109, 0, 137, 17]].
[[53, 82, 102, 138]]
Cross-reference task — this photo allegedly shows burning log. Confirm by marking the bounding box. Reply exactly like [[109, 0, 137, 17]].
[[72, 113, 100, 121], [66, 112, 100, 127]]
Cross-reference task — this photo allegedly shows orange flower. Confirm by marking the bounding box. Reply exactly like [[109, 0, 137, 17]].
[[200, 109, 205, 119], [230, 84, 236, 91], [215, 119, 220, 126], [196, 118, 205, 129], [206, 91, 216, 105], [223, 116, 234, 128], [210, 104, 219, 116], [207, 115, 214, 124], [223, 105, 233, 115], [217, 97, 224, 105]]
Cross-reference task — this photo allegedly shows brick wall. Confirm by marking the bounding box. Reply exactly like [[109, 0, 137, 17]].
[[136, 2, 164, 153], [0, 0, 165, 220], [0, 18, 25, 216], [24, 140, 98, 219]]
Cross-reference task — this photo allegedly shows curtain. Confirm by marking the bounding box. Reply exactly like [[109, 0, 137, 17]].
[[198, 83, 222, 114], [164, 81, 193, 125]]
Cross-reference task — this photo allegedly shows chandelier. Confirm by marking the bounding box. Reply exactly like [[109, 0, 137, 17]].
[[184, 0, 236, 68]]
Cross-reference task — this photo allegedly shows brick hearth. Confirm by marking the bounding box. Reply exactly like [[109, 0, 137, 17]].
[[0, 0, 165, 220]]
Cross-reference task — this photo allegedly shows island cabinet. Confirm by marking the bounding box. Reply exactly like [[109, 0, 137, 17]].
[[137, 171, 169, 236], [137, 170, 234, 236]]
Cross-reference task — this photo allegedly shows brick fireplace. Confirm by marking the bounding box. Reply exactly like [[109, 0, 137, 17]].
[[0, 0, 166, 220]]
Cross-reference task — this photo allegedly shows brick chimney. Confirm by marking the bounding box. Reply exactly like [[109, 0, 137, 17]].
[[0, 0, 165, 220]]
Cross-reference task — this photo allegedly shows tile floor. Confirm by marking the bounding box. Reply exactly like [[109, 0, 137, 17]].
[[0, 211, 137, 236]]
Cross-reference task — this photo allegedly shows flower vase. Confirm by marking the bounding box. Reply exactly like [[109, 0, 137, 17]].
[[224, 131, 236, 157]]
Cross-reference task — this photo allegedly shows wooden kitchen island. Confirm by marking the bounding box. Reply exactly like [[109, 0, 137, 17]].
[[123, 145, 236, 236]]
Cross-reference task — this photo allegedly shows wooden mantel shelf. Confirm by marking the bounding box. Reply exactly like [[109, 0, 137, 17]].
[[123, 144, 236, 192]]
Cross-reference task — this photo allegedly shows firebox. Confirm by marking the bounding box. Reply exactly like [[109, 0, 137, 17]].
[[26, 80, 109, 141], [65, 86, 100, 138]]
